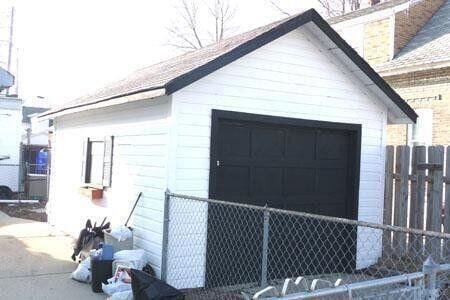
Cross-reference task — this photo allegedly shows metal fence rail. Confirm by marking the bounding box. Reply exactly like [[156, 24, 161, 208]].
[[163, 191, 450, 299]]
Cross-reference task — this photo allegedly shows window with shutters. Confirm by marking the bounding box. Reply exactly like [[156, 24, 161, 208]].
[[83, 136, 114, 187]]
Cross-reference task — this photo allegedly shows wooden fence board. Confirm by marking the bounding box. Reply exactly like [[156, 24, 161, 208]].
[[427, 146, 444, 232], [384, 145, 448, 259], [393, 145, 409, 253], [409, 146, 426, 253], [410, 146, 425, 229], [445, 146, 450, 234], [383, 146, 394, 252], [445, 146, 450, 257], [426, 146, 444, 258]]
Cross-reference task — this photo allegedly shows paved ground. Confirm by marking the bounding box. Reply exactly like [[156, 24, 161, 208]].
[[0, 211, 104, 300]]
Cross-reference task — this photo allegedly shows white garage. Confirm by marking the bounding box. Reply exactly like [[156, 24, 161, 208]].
[[41, 9, 416, 287]]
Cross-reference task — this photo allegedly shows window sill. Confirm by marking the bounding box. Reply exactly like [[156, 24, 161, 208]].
[[82, 183, 104, 190], [79, 185, 103, 200]]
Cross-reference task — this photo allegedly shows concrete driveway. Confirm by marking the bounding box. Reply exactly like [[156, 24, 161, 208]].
[[0, 211, 104, 300]]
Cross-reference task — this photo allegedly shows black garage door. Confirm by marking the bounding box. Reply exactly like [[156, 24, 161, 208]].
[[206, 110, 361, 287]]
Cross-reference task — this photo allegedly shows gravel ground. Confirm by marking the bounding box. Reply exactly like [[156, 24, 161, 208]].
[[0, 201, 47, 222]]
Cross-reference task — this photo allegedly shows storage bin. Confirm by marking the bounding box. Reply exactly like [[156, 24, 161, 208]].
[[91, 259, 113, 293]]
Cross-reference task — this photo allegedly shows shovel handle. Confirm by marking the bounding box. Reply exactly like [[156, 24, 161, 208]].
[[125, 192, 142, 227]]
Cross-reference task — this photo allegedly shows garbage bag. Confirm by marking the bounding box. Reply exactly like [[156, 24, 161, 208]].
[[130, 269, 184, 300], [71, 257, 91, 283], [102, 281, 132, 296], [109, 290, 133, 300], [109, 226, 132, 242], [114, 249, 146, 271]]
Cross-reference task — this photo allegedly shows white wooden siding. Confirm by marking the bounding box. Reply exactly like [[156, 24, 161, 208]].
[[47, 97, 171, 276], [167, 28, 388, 287]]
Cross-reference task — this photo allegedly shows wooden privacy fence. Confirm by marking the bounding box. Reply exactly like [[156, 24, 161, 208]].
[[384, 145, 450, 255]]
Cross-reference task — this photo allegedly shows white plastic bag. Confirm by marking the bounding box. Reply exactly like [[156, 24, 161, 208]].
[[113, 249, 146, 270], [70, 257, 91, 283], [103, 266, 132, 297], [102, 281, 131, 296], [109, 290, 133, 300], [109, 226, 132, 242]]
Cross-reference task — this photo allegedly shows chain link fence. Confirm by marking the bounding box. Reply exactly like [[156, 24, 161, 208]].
[[0, 162, 49, 200], [162, 192, 450, 299]]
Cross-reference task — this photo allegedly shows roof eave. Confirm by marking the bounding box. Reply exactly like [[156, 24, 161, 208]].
[[41, 8, 417, 124], [378, 60, 450, 77], [38, 88, 166, 120]]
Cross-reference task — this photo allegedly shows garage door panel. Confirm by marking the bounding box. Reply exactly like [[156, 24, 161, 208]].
[[316, 203, 347, 218], [216, 166, 250, 199], [218, 123, 251, 158], [284, 201, 316, 214], [252, 167, 283, 199], [318, 131, 348, 160], [285, 129, 316, 160], [284, 167, 316, 195], [251, 127, 285, 158], [317, 168, 347, 193]]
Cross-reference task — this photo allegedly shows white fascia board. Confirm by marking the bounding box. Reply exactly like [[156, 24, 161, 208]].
[[331, 2, 410, 29], [39, 88, 166, 120], [0, 96, 23, 110], [378, 60, 450, 77]]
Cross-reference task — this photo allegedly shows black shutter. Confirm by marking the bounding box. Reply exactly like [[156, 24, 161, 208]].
[[81, 138, 90, 184], [102, 136, 114, 187]]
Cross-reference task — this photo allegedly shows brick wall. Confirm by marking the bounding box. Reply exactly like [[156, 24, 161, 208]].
[[394, 0, 445, 54], [363, 18, 392, 65], [386, 67, 450, 146]]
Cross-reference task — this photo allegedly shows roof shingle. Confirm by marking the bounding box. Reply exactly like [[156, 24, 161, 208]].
[[378, 0, 450, 72], [41, 9, 416, 122]]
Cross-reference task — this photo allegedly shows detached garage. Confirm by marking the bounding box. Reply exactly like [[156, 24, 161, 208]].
[[41, 9, 416, 287]]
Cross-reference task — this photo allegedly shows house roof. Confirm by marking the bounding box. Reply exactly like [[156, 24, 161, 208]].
[[378, 0, 450, 74], [23, 106, 49, 123], [0, 67, 14, 92], [40, 9, 417, 123], [328, 0, 409, 24]]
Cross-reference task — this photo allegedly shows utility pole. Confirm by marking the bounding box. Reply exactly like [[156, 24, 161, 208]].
[[6, 7, 14, 96]]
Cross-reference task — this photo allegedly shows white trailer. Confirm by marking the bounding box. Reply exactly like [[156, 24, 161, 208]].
[[0, 68, 22, 199]]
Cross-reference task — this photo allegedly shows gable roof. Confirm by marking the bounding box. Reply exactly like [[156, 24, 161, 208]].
[[41, 9, 417, 123], [378, 0, 450, 75], [328, 0, 409, 24]]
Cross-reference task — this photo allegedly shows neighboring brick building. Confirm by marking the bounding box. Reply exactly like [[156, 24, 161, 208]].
[[330, 0, 449, 146]]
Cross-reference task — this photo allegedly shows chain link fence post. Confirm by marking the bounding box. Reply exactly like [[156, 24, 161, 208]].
[[423, 256, 440, 300], [260, 207, 270, 287], [161, 189, 171, 282]]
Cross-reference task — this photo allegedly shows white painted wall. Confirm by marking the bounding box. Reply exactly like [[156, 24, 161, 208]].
[[166, 27, 388, 288], [47, 96, 171, 277], [0, 96, 22, 193]]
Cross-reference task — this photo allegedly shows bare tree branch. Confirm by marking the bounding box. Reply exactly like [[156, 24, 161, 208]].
[[167, 0, 237, 51], [268, 0, 291, 16], [268, 0, 362, 18]]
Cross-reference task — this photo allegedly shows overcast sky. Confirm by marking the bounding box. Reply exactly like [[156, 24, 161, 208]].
[[2, 0, 321, 106]]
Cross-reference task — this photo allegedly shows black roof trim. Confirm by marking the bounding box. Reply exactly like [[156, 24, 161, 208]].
[[165, 10, 313, 94], [310, 11, 417, 122], [42, 9, 416, 122], [165, 9, 417, 122]]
